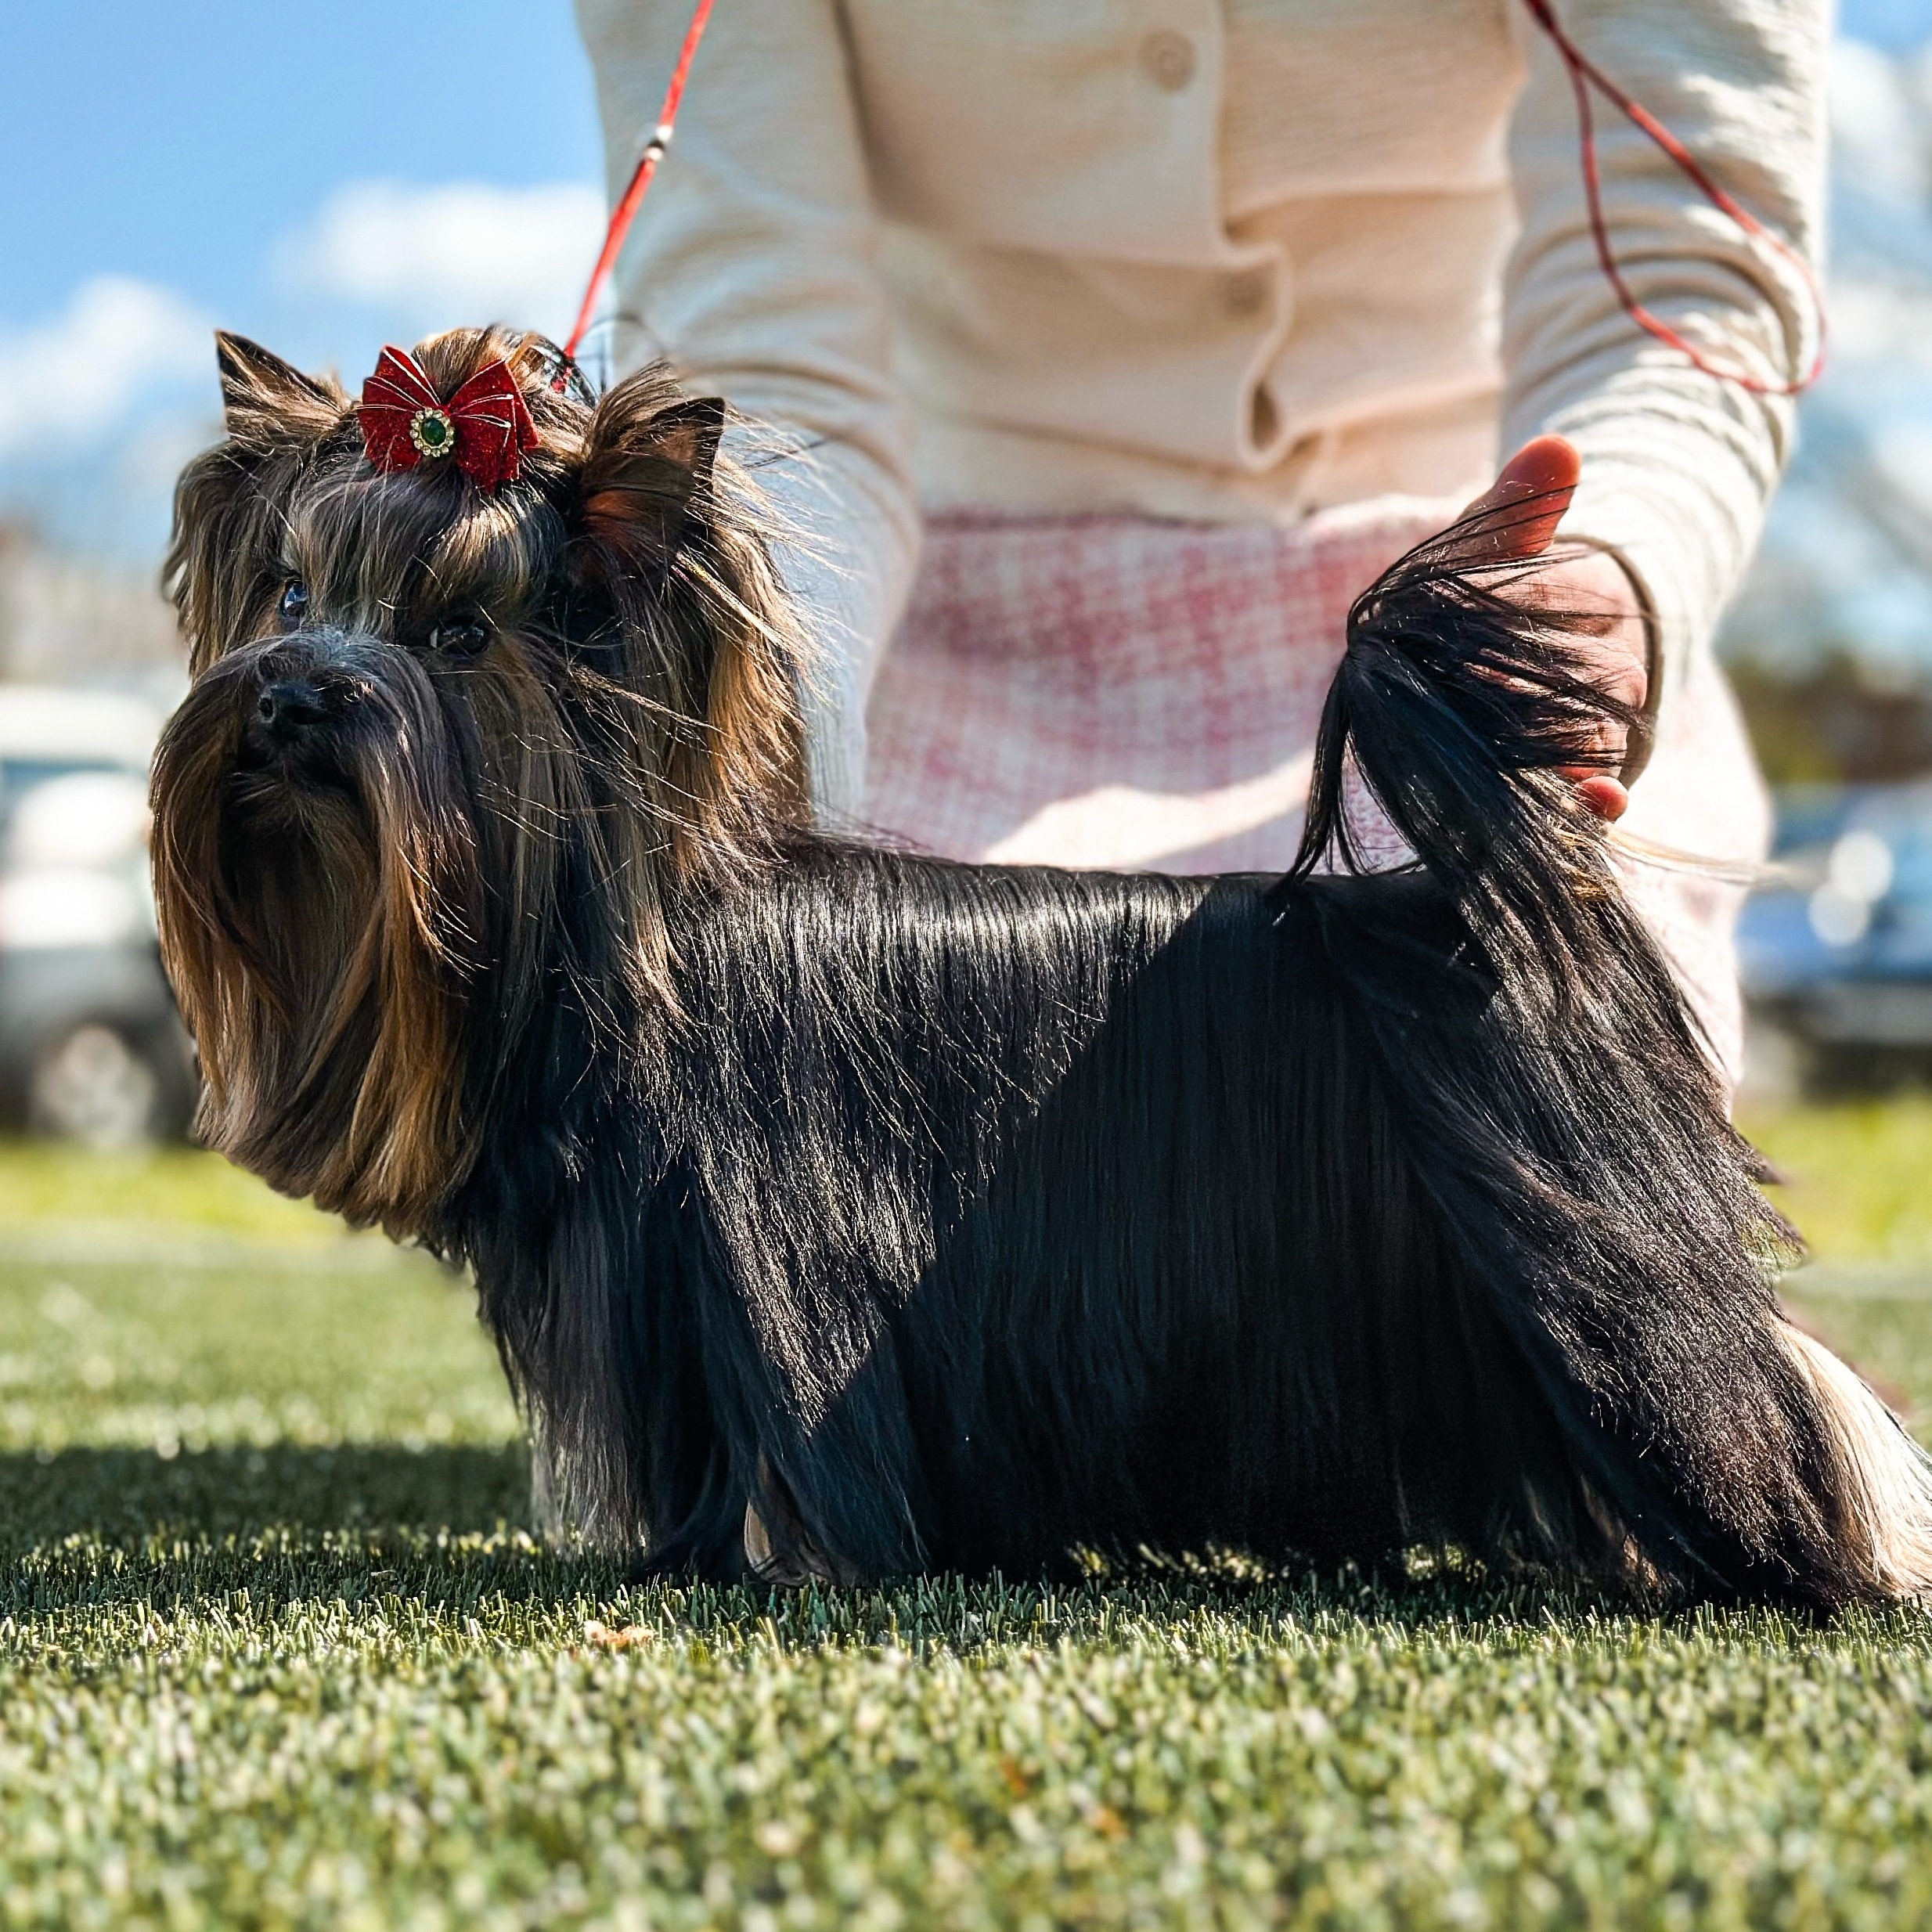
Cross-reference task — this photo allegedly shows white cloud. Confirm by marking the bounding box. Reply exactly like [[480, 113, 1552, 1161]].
[[0, 276, 211, 460], [285, 180, 607, 339], [1874, 422, 1932, 517], [1832, 39, 1930, 204], [1830, 278, 1932, 366]]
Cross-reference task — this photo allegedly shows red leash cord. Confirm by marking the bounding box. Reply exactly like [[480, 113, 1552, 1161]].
[[560, 0, 714, 367], [1519, 0, 1825, 397], [560, 0, 1823, 401]]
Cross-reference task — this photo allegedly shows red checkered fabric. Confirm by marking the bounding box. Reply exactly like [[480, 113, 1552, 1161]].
[[866, 501, 1434, 875], [864, 502, 1771, 1082]]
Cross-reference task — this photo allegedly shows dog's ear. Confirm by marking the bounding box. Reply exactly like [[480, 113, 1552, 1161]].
[[570, 375, 808, 874], [214, 332, 345, 449], [165, 337, 344, 671], [576, 385, 725, 568]]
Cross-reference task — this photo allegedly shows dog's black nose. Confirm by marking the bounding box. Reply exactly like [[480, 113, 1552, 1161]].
[[254, 676, 330, 739]]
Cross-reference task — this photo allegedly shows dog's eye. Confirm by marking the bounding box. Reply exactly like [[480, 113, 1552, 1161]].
[[427, 620, 491, 659], [277, 581, 308, 629]]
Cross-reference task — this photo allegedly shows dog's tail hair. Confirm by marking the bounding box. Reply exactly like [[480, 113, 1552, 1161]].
[[1297, 503, 1932, 1609], [1293, 503, 1642, 976]]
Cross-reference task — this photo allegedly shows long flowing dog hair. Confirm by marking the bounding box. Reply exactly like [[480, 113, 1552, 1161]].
[[151, 328, 1932, 1608]]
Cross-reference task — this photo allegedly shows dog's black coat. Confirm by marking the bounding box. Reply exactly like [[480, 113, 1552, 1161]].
[[474, 853, 1600, 1583], [453, 565, 1845, 1605]]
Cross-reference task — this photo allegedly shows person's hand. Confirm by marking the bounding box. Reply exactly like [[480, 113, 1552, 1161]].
[[1448, 435, 1649, 822]]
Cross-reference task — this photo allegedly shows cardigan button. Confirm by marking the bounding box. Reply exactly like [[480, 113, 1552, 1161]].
[[1138, 30, 1196, 92]]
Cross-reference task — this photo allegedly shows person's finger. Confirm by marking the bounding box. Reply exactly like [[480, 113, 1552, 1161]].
[[1450, 438, 1628, 820], [1573, 773, 1629, 821], [1457, 434, 1581, 560]]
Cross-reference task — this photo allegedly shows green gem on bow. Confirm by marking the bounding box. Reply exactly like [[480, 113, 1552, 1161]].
[[409, 406, 456, 458]]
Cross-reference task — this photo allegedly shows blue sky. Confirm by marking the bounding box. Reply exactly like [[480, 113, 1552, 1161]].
[[3, 0, 1930, 588], [2, 0, 602, 325], [1, 0, 610, 556]]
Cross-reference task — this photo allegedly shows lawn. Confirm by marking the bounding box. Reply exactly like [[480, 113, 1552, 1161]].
[[0, 1104, 1929, 1929]]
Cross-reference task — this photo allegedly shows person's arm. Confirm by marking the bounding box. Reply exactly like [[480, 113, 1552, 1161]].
[[575, 0, 920, 820], [1501, 0, 1829, 728]]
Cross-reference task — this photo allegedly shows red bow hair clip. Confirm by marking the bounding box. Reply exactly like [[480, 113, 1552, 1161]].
[[359, 346, 539, 491]]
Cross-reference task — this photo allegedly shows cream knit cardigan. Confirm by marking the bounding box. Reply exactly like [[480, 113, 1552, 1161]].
[[577, 0, 1828, 815]]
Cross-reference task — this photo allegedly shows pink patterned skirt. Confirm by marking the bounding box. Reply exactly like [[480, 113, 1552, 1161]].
[[863, 503, 1771, 1082]]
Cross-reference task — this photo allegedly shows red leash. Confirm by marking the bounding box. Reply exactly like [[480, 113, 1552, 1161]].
[[1519, 0, 1825, 397], [560, 0, 1823, 401], [560, 0, 714, 368]]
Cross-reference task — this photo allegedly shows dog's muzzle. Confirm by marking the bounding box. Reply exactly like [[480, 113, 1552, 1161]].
[[233, 633, 386, 770]]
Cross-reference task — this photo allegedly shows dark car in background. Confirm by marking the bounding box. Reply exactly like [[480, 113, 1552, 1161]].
[[0, 687, 195, 1144], [1739, 782, 1932, 1088]]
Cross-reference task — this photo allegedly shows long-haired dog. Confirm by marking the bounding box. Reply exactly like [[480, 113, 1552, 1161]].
[[151, 326, 1932, 1609]]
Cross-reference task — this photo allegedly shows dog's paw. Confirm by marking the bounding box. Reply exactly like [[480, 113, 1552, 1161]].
[[742, 1501, 846, 1588], [742, 1461, 861, 1588]]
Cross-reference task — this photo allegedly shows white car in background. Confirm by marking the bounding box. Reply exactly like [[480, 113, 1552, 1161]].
[[0, 686, 195, 1145]]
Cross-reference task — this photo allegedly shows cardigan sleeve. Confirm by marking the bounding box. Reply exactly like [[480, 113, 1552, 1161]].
[[1501, 0, 1829, 717], [575, 0, 921, 820]]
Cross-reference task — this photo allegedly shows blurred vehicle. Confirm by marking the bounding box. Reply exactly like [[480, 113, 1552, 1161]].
[[1738, 782, 1932, 1088], [0, 687, 196, 1145]]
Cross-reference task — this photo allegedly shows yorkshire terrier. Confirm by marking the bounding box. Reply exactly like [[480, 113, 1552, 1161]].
[[150, 326, 1932, 1607]]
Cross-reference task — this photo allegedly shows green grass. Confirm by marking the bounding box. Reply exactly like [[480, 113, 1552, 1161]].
[[0, 1105, 1929, 1929]]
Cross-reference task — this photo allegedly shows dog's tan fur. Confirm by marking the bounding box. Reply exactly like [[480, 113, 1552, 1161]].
[[1779, 1322, 1932, 1600]]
